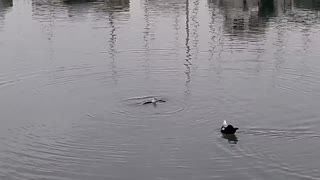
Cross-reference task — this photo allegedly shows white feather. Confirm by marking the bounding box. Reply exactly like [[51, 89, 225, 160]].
[[151, 98, 157, 103], [223, 120, 227, 127]]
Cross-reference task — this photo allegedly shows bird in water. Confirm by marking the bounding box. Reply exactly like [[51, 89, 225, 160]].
[[142, 97, 166, 105], [221, 120, 238, 134]]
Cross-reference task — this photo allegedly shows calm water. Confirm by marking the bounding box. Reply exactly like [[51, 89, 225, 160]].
[[1, 0, 320, 179]]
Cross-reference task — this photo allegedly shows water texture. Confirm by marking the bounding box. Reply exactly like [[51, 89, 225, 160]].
[[1, 0, 320, 179]]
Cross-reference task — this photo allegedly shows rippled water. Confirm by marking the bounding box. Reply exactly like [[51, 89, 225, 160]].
[[1, 0, 320, 179]]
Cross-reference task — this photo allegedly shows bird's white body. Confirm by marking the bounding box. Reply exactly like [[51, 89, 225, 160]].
[[151, 98, 157, 103]]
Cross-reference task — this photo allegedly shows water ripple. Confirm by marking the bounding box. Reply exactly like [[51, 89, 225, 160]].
[[113, 95, 186, 118]]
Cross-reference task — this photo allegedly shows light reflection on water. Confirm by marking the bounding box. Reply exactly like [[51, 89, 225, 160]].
[[1, 0, 320, 179]]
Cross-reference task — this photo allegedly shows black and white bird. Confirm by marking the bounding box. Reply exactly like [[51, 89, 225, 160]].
[[221, 120, 238, 134], [142, 97, 166, 105]]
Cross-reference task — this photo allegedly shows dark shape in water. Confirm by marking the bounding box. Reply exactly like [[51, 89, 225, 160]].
[[142, 97, 166, 105], [0, 0, 13, 8], [295, 0, 320, 10], [258, 0, 275, 17], [62, 0, 97, 3], [222, 134, 238, 144], [221, 120, 238, 134]]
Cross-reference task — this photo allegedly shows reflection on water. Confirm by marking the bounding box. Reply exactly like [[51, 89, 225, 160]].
[[0, 0, 12, 29], [32, 0, 130, 23], [208, 0, 320, 40], [222, 134, 238, 144], [146, 0, 186, 15], [295, 0, 320, 10], [184, 0, 191, 94], [0, 0, 12, 8], [209, 0, 268, 40], [64, 0, 130, 14], [259, 0, 276, 17], [1, 0, 320, 179]]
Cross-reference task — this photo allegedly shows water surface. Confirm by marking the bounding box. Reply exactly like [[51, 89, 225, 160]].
[[1, 0, 320, 179]]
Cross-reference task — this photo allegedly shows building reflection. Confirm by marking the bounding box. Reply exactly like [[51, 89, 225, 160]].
[[0, 0, 13, 30], [257, 0, 292, 17], [63, 0, 130, 12], [295, 0, 320, 10], [208, 0, 320, 40], [147, 0, 186, 15], [208, 0, 267, 40], [0, 0, 12, 9], [32, 0, 130, 22], [31, 0, 130, 85], [0, 0, 13, 16], [62, 0, 130, 21], [274, 0, 320, 26], [258, 0, 275, 17], [60, 0, 130, 85]]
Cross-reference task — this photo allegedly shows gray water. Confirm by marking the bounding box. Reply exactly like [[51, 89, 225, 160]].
[[1, 0, 320, 179]]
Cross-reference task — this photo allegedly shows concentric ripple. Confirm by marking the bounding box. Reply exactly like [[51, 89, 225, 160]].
[[115, 95, 187, 118]]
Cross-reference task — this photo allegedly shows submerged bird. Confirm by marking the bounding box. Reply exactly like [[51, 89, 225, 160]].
[[142, 97, 166, 105], [221, 120, 238, 134]]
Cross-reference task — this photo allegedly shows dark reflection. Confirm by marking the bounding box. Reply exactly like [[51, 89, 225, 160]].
[[258, 0, 275, 17], [208, 0, 267, 40], [63, 0, 98, 4], [191, 0, 199, 61], [32, 0, 64, 22], [0, 0, 13, 29], [207, 2, 223, 72], [266, 0, 320, 35], [295, 0, 320, 10], [0, 0, 12, 8], [107, 0, 130, 11], [274, 0, 294, 16], [147, 0, 186, 15], [63, 0, 130, 19], [174, 9, 180, 63], [108, 12, 118, 85], [266, 0, 320, 26], [207, 0, 320, 42], [184, 0, 191, 95], [143, 0, 152, 79], [32, 0, 130, 22], [222, 134, 238, 144], [62, 0, 130, 11], [208, 5, 215, 62]]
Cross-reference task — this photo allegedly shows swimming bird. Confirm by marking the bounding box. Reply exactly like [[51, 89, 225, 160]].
[[142, 97, 166, 105], [221, 120, 238, 134]]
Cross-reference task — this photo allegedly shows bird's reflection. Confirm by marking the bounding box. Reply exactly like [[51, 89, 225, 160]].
[[222, 134, 238, 144]]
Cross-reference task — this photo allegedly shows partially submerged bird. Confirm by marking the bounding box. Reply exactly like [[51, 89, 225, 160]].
[[142, 97, 166, 105], [221, 120, 238, 134]]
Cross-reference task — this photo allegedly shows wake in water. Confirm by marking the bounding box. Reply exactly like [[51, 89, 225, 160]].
[[142, 97, 166, 105]]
